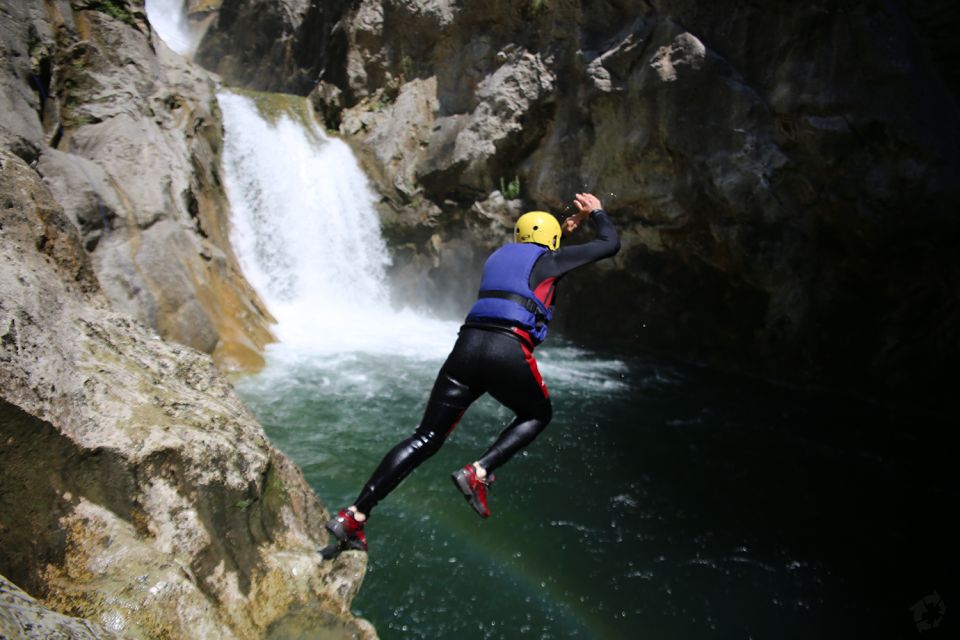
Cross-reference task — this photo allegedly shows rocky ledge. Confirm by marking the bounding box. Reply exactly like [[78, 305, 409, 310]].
[[1, 148, 373, 637]]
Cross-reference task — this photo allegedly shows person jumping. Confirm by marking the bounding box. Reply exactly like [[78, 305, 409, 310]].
[[322, 192, 620, 559]]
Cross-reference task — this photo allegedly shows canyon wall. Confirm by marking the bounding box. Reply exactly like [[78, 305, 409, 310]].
[[0, 145, 372, 639], [198, 0, 959, 409], [3, 0, 956, 634], [1, 0, 274, 372]]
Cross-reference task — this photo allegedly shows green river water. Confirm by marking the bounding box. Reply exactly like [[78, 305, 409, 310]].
[[234, 341, 953, 640], [211, 84, 953, 640]]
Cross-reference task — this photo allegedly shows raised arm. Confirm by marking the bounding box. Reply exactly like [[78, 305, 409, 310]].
[[532, 193, 620, 282]]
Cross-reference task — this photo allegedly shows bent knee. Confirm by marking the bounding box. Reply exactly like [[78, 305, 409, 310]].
[[410, 428, 446, 457]]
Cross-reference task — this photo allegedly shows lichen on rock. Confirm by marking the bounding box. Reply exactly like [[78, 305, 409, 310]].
[[1, 571, 123, 640]]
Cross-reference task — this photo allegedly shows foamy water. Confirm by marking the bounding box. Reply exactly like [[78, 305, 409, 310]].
[[217, 88, 628, 388], [218, 90, 461, 361]]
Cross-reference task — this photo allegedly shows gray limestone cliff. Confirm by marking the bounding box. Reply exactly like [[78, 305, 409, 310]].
[[1, 148, 373, 638], [3, 0, 955, 634], [1, 0, 274, 372], [1, 1, 375, 637], [191, 0, 346, 96]]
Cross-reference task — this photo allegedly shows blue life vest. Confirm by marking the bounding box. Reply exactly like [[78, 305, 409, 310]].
[[465, 243, 553, 344]]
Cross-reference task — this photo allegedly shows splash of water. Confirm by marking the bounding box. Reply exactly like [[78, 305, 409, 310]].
[[218, 90, 459, 359], [218, 89, 629, 389]]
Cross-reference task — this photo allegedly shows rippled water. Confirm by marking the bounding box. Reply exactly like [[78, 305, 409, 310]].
[[235, 341, 953, 640]]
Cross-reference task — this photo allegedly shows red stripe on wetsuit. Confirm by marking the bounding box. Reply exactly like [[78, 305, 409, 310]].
[[511, 275, 555, 399]]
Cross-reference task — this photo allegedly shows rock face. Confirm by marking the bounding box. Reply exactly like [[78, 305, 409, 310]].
[[1, 572, 123, 639], [1, 149, 374, 638], [1, 0, 274, 372], [200, 0, 959, 409], [193, 0, 350, 95]]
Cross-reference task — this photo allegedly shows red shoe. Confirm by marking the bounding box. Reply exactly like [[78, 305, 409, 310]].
[[325, 509, 368, 552], [451, 465, 495, 518]]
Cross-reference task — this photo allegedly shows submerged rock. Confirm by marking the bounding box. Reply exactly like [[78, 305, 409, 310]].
[[0, 149, 374, 638]]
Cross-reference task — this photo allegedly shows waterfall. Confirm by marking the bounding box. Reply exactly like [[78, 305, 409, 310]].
[[144, 1, 458, 361], [218, 90, 458, 359], [145, 0, 202, 55]]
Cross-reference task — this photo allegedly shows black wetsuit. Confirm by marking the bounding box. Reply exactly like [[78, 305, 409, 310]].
[[352, 210, 620, 515]]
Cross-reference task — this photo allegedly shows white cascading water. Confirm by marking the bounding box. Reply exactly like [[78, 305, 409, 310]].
[[146, 0, 622, 379], [218, 91, 459, 359], [145, 0, 202, 56]]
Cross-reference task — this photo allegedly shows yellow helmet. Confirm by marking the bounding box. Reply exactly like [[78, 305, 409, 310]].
[[515, 211, 561, 250]]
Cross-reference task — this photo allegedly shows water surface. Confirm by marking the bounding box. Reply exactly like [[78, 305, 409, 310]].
[[213, 75, 953, 640], [235, 343, 954, 640]]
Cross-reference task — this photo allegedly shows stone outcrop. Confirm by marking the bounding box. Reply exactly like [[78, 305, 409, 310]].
[[1, 572, 123, 640], [1, 0, 275, 372], [1, 148, 374, 638], [198, 0, 958, 409]]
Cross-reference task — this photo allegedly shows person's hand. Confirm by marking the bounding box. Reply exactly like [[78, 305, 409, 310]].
[[574, 192, 602, 214], [562, 192, 603, 235]]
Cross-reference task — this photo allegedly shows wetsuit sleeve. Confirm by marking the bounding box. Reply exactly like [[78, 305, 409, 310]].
[[530, 210, 620, 282]]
